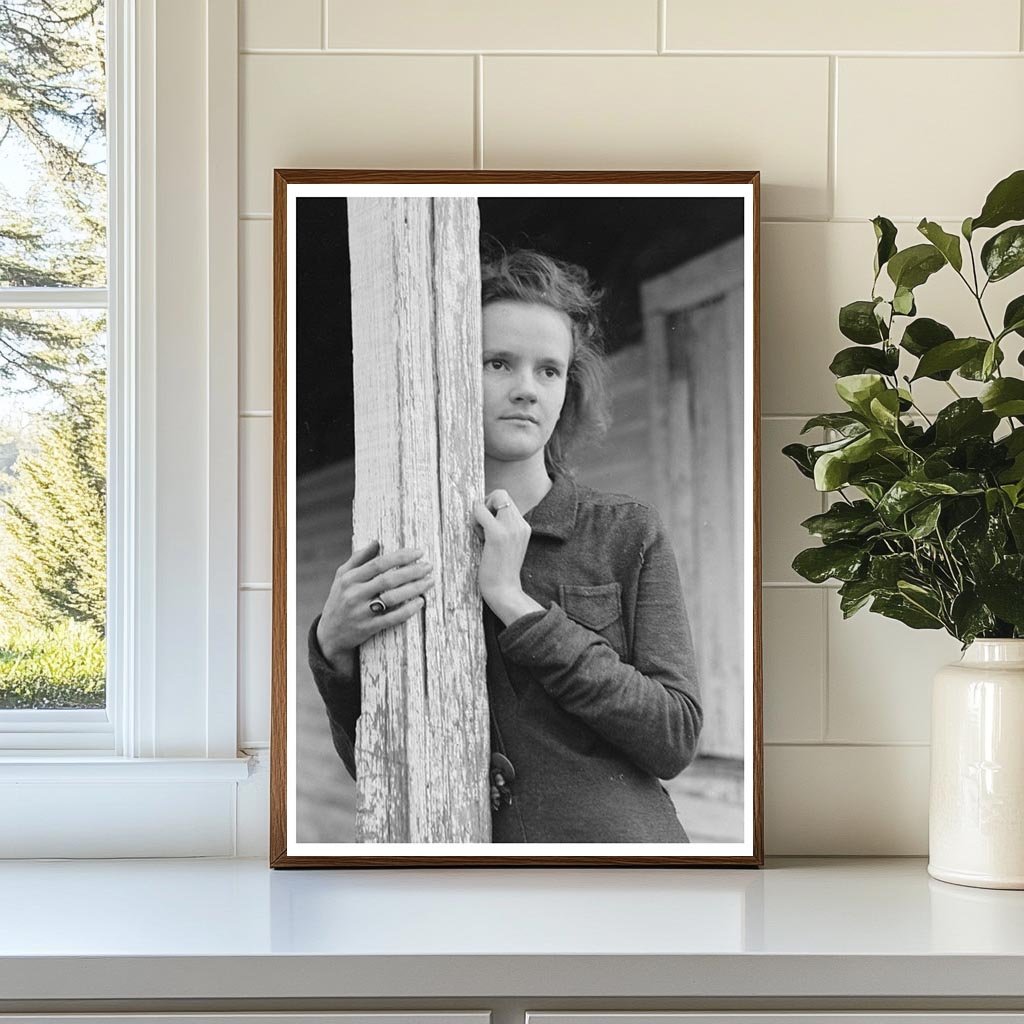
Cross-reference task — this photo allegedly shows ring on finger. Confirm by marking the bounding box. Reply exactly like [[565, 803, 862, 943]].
[[368, 597, 388, 615], [494, 502, 512, 511]]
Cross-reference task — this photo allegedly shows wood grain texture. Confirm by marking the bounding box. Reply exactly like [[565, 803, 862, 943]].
[[348, 197, 489, 843]]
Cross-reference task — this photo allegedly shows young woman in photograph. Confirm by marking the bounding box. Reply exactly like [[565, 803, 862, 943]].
[[308, 246, 702, 843]]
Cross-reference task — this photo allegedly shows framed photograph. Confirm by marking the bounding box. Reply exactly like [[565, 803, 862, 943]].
[[270, 170, 762, 867]]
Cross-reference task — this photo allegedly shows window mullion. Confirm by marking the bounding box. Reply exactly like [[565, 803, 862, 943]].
[[0, 287, 108, 310]]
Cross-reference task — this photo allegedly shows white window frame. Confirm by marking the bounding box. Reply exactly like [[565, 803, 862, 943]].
[[0, 0, 249, 857]]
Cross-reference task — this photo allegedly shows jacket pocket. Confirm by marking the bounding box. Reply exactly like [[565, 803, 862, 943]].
[[559, 582, 627, 658]]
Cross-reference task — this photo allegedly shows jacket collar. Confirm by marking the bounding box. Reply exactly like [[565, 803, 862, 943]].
[[523, 473, 578, 542]]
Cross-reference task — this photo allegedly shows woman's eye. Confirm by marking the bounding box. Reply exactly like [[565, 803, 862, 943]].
[[485, 359, 506, 371], [541, 367, 560, 379]]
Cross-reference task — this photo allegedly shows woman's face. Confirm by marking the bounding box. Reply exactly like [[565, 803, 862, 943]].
[[481, 300, 573, 465]]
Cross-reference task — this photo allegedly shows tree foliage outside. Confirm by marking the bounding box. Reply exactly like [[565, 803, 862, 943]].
[[0, 0, 107, 709]]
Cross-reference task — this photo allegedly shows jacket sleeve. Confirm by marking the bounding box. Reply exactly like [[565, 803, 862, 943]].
[[307, 616, 361, 780], [496, 506, 702, 780]]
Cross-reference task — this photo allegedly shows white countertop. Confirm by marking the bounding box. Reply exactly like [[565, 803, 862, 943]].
[[1, 857, 1023, 1001]]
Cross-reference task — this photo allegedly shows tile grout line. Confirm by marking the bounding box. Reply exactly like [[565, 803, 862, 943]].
[[321, 0, 328, 50], [474, 55, 484, 170], [657, 0, 666, 54], [237, 47, 1024, 57], [1021, 0, 1024, 52]]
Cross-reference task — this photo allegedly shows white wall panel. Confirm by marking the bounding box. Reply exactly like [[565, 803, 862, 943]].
[[826, 599, 961, 744], [242, 0, 322, 49], [328, 0, 656, 51], [766, 745, 930, 854], [240, 219, 273, 411], [666, 0, 1021, 52], [240, 55, 474, 214], [763, 588, 825, 743], [239, 589, 272, 746], [483, 56, 831, 219], [836, 58, 1024, 220], [240, 416, 273, 586]]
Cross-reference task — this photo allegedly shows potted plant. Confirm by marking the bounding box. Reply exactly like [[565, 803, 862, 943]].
[[785, 169, 1024, 889]]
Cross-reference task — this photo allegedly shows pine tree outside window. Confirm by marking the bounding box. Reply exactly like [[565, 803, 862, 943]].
[[0, 1, 110, 743]]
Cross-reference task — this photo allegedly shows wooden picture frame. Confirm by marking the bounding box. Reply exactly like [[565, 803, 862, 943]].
[[271, 170, 763, 867]]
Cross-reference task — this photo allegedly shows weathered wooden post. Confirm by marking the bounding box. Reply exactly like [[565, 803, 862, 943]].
[[348, 196, 490, 843]]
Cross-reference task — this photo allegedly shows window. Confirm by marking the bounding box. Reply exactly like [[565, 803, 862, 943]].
[[0, 0, 110, 747], [0, 0, 247, 858]]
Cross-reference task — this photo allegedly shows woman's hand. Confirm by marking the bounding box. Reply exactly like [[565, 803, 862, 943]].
[[472, 491, 543, 626], [315, 540, 434, 672]]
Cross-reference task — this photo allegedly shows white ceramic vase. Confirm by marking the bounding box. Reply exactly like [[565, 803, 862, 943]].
[[929, 639, 1024, 889]]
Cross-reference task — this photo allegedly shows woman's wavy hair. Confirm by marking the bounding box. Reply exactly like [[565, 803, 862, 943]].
[[480, 241, 610, 476]]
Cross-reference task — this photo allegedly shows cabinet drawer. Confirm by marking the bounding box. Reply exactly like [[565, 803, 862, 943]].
[[0, 1016, 490, 1024], [528, 1016, 1024, 1024]]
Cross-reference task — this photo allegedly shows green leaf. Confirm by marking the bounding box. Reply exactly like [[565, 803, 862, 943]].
[[877, 479, 958, 524], [892, 286, 916, 316], [959, 345, 1004, 381], [814, 451, 851, 491], [839, 300, 887, 345], [911, 338, 988, 381], [971, 169, 1024, 232], [1003, 295, 1024, 339], [933, 399, 999, 445], [976, 575, 1024, 628], [868, 553, 915, 587], [900, 317, 954, 359], [981, 341, 1000, 381], [887, 244, 946, 291], [871, 594, 943, 630], [908, 500, 943, 539], [962, 216, 974, 241], [792, 543, 866, 583], [844, 431, 888, 464], [868, 389, 902, 430], [800, 501, 879, 543], [782, 442, 815, 479], [950, 593, 996, 644], [979, 378, 1024, 418], [981, 225, 1024, 283], [829, 345, 899, 378], [872, 216, 898, 277], [838, 578, 881, 618], [835, 373, 886, 413], [800, 413, 867, 435], [917, 219, 963, 272]]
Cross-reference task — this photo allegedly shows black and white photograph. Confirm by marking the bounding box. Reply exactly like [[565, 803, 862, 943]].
[[271, 171, 762, 866]]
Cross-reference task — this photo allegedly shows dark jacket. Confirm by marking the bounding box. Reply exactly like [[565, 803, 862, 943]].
[[308, 473, 702, 843]]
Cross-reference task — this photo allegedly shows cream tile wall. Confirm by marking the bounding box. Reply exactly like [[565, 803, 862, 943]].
[[236, 0, 1024, 854]]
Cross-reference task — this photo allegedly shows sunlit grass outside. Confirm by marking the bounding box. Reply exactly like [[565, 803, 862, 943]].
[[0, 620, 104, 709]]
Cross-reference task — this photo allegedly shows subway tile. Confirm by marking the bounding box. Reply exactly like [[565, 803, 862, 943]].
[[240, 416, 273, 585], [762, 221, 1022, 416], [765, 744, 929, 854], [239, 589, 272, 746], [761, 418, 824, 584], [483, 56, 830, 220], [666, 0, 1020, 53], [240, 220, 273, 411], [241, 55, 474, 213], [241, 0, 321, 50], [836, 58, 1024, 221], [328, 0, 656, 51], [762, 588, 825, 743], [826, 598, 962, 744]]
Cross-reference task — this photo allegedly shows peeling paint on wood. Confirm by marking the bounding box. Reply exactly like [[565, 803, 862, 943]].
[[348, 197, 490, 843]]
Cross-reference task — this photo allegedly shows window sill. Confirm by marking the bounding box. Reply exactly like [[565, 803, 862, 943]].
[[0, 755, 252, 782]]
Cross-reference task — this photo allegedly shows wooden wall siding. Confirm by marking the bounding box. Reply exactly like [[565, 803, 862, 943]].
[[639, 239, 746, 761], [348, 197, 490, 843]]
